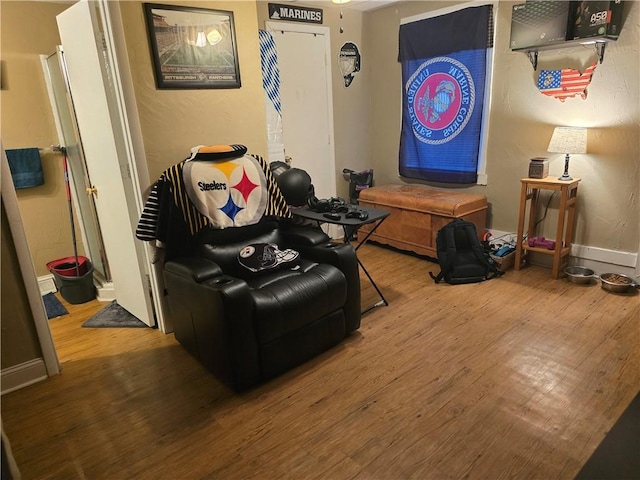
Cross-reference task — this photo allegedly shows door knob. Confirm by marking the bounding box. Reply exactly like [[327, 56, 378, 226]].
[[86, 186, 98, 196]]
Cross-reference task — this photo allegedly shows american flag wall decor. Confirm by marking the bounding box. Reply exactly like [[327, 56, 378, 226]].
[[537, 62, 597, 102]]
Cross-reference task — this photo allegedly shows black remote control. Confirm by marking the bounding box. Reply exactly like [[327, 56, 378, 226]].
[[323, 213, 341, 221]]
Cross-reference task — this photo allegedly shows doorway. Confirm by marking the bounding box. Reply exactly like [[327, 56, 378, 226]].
[[41, 48, 111, 288], [265, 22, 339, 237], [54, 0, 158, 328]]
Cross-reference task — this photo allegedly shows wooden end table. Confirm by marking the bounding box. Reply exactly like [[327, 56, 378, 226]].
[[515, 176, 581, 279]]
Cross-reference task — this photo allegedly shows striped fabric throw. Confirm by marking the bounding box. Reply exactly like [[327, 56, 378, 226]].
[[259, 30, 282, 115], [136, 147, 291, 243]]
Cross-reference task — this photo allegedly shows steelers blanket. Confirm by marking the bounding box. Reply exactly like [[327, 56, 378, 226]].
[[136, 145, 291, 261], [183, 155, 268, 228]]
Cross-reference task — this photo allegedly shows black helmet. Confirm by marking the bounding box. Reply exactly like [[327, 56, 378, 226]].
[[269, 161, 290, 179], [276, 167, 314, 207]]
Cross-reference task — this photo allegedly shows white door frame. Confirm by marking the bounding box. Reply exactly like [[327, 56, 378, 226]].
[[265, 21, 341, 239], [99, 0, 168, 332], [1, 145, 61, 384], [40, 48, 115, 299]]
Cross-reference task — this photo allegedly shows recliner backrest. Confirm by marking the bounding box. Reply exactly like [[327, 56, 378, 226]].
[[195, 220, 282, 277]]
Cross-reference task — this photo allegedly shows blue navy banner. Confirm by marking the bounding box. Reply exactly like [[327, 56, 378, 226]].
[[399, 5, 492, 184]]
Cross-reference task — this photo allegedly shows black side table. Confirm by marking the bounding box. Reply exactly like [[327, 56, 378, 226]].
[[291, 205, 390, 314]]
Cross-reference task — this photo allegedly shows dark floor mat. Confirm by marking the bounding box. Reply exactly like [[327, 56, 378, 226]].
[[575, 391, 640, 480], [82, 300, 148, 328], [43, 293, 68, 319]]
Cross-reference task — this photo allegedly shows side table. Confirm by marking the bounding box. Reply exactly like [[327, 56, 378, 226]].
[[514, 177, 581, 279], [291, 205, 390, 314]]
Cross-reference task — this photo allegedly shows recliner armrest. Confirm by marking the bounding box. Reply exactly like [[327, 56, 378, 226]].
[[279, 224, 330, 246], [163, 258, 260, 391], [164, 256, 223, 282], [295, 242, 361, 333]]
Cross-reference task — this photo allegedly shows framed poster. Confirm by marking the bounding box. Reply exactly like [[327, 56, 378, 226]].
[[144, 3, 241, 89]]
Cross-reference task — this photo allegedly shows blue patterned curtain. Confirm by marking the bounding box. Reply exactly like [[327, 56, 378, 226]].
[[259, 30, 285, 162], [399, 5, 493, 184]]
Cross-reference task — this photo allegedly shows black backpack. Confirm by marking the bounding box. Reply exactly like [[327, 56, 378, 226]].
[[429, 219, 503, 284]]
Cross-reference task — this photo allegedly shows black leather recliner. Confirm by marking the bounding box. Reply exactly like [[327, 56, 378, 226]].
[[163, 220, 361, 391]]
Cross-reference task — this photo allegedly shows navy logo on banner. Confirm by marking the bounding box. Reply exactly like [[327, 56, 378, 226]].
[[406, 56, 475, 145]]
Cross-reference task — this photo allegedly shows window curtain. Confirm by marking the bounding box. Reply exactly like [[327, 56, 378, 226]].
[[398, 5, 493, 184]]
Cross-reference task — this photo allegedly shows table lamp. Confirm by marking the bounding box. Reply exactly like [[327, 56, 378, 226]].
[[547, 126, 587, 181]]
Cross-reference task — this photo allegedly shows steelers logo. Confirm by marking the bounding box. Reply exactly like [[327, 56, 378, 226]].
[[406, 56, 475, 145]]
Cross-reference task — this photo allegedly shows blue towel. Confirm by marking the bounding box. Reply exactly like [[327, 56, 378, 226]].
[[6, 147, 44, 189]]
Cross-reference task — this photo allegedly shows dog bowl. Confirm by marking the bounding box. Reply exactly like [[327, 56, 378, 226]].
[[600, 273, 640, 293], [564, 266, 598, 284]]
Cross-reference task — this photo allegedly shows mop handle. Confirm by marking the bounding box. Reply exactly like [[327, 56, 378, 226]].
[[62, 151, 81, 277]]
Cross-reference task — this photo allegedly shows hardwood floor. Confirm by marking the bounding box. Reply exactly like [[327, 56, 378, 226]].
[[2, 244, 639, 479]]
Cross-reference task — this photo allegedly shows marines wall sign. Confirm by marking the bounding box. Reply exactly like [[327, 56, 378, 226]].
[[268, 4, 323, 24]]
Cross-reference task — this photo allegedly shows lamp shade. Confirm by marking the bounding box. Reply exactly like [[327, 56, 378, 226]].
[[547, 127, 587, 154]]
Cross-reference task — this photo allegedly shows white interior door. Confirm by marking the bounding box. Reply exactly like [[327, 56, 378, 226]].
[[57, 1, 154, 326], [267, 22, 337, 200]]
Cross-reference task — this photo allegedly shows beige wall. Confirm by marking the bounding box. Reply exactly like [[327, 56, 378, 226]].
[[366, 1, 639, 252], [121, 0, 371, 198], [0, 1, 83, 277], [119, 1, 270, 183]]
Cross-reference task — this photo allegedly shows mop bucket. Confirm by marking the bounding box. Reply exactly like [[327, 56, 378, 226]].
[[49, 258, 95, 304], [46, 255, 90, 277]]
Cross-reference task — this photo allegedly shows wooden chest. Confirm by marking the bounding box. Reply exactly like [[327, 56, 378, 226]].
[[357, 185, 488, 258]]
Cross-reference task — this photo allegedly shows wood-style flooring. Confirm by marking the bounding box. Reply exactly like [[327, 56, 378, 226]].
[[2, 243, 639, 479]]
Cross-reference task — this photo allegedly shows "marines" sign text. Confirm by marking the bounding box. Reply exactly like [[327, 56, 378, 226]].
[[268, 3, 323, 24]]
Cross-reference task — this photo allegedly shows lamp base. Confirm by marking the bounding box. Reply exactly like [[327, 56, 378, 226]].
[[558, 153, 573, 181]]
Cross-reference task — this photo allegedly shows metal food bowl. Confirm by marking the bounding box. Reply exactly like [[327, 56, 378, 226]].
[[600, 273, 640, 293], [564, 266, 597, 284]]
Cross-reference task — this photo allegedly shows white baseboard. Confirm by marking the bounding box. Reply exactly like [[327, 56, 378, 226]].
[[487, 229, 638, 279], [486, 229, 517, 245], [38, 274, 57, 295], [1, 358, 48, 395], [569, 244, 637, 278], [96, 281, 116, 302], [39, 274, 116, 301], [570, 244, 637, 268]]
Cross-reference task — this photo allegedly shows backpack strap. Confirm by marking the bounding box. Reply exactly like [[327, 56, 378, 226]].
[[429, 223, 458, 283]]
